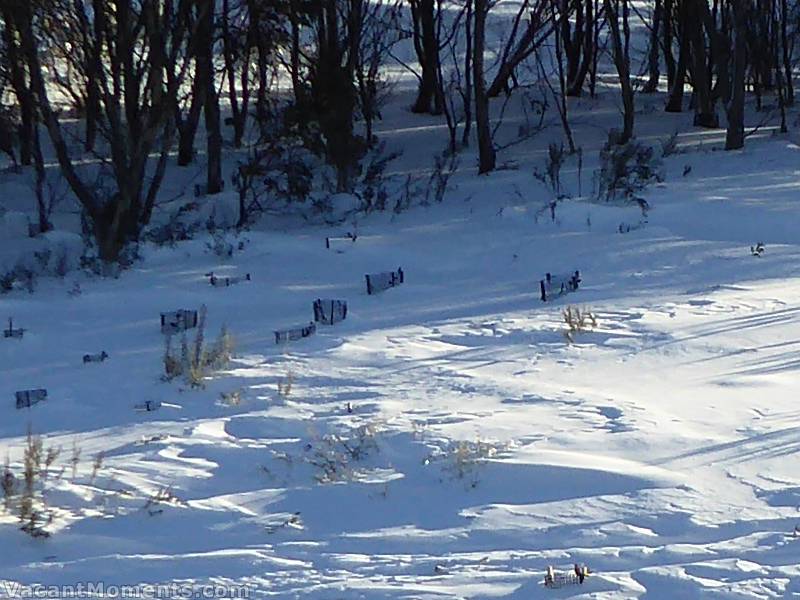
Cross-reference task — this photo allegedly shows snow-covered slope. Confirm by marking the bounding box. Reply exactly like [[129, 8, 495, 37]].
[[2, 120, 800, 599]]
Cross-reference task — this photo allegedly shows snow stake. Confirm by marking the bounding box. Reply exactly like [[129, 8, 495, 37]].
[[3, 318, 24, 339], [366, 267, 404, 295], [540, 271, 580, 302], [15, 389, 47, 409], [313, 299, 348, 325]]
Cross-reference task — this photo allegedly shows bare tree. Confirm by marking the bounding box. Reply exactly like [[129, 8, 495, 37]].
[[486, 0, 551, 98], [15, 0, 193, 262]]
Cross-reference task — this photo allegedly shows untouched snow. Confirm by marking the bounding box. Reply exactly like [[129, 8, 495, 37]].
[[2, 128, 800, 599]]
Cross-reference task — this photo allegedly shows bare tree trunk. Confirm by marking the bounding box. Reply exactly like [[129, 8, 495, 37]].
[[780, 0, 793, 105], [665, 0, 688, 112], [177, 6, 203, 166], [643, 0, 662, 92], [725, 0, 746, 150], [552, 2, 576, 152], [197, 0, 223, 194], [473, 0, 495, 174], [566, 0, 594, 96], [461, 0, 473, 147], [663, 0, 676, 89], [605, 0, 634, 142], [688, 0, 718, 127], [410, 0, 443, 114], [222, 0, 250, 148], [0, 6, 35, 166]]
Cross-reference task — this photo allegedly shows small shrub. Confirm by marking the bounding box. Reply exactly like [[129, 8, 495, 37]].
[[90, 452, 104, 484], [427, 439, 506, 488], [308, 424, 379, 484], [596, 130, 662, 204], [660, 131, 681, 157], [424, 150, 459, 205], [562, 306, 598, 343], [163, 306, 234, 388], [19, 430, 53, 538], [534, 142, 568, 200], [2, 456, 15, 510], [277, 371, 294, 399], [220, 389, 242, 406], [143, 486, 180, 516]]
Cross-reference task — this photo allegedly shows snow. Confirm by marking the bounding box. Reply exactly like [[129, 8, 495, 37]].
[[1, 42, 800, 600]]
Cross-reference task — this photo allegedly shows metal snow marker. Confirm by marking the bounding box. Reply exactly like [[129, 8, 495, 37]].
[[539, 270, 581, 302], [325, 232, 357, 250], [3, 318, 24, 339], [160, 309, 199, 335], [313, 299, 348, 325], [274, 322, 316, 344], [365, 267, 404, 295], [15, 389, 47, 409], [83, 351, 109, 364]]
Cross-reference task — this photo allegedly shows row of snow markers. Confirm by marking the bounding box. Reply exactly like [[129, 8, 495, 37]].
[[8, 315, 109, 408], [539, 271, 581, 302]]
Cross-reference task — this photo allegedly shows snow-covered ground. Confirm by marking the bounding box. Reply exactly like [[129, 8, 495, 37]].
[[2, 72, 800, 599]]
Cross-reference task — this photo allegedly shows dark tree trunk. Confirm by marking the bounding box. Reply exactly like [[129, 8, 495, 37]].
[[197, 0, 222, 194], [663, 0, 676, 89], [567, 0, 594, 96], [0, 6, 35, 166], [410, 0, 443, 114], [688, 0, 718, 127], [725, 0, 746, 150], [461, 0, 473, 147], [780, 0, 793, 105], [605, 0, 634, 143], [473, 0, 495, 174], [643, 0, 662, 93], [222, 0, 249, 148], [665, 0, 689, 112]]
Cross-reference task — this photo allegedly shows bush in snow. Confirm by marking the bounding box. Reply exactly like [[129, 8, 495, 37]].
[[562, 306, 598, 343], [534, 142, 568, 201], [596, 130, 662, 207], [426, 438, 506, 488], [308, 423, 380, 484], [0, 430, 65, 538], [163, 305, 234, 388]]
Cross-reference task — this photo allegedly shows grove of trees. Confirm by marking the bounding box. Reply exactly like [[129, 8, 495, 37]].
[[0, 0, 797, 262]]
